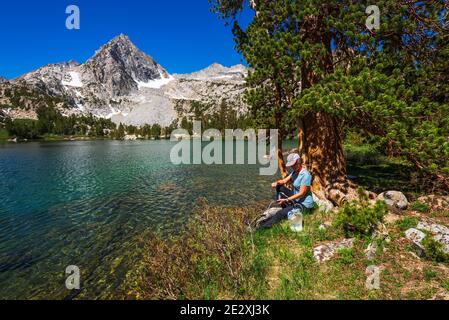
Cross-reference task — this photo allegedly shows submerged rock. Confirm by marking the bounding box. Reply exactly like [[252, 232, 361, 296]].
[[377, 191, 409, 210], [313, 238, 354, 263]]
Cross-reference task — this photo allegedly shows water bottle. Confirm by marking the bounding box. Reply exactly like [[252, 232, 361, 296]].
[[288, 209, 304, 232]]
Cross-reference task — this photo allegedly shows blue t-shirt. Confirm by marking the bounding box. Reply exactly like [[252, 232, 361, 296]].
[[289, 168, 315, 209]]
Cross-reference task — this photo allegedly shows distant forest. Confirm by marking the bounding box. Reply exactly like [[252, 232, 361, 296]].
[[1, 99, 251, 141]]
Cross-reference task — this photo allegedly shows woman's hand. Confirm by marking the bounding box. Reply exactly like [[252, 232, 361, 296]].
[[277, 198, 289, 206], [271, 181, 278, 188]]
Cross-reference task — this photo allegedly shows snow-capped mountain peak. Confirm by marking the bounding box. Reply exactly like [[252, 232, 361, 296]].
[[3, 34, 247, 126]]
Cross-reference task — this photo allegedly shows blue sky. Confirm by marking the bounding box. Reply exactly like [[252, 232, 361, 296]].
[[0, 1, 252, 79]]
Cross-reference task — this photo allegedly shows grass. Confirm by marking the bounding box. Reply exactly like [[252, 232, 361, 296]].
[[442, 280, 449, 292], [396, 217, 419, 232], [423, 268, 438, 281], [411, 201, 431, 213], [128, 141, 449, 300], [130, 198, 449, 300], [0, 128, 9, 140], [343, 143, 426, 197]]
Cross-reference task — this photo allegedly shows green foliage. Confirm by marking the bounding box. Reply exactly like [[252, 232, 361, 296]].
[[344, 143, 383, 166], [294, 67, 449, 186], [442, 280, 449, 292], [135, 205, 264, 299], [177, 100, 251, 135], [115, 123, 125, 140], [3, 105, 117, 140], [334, 190, 386, 238], [396, 217, 418, 232], [212, 0, 449, 190], [5, 119, 39, 139], [411, 202, 431, 213], [423, 268, 438, 281], [0, 128, 9, 140], [336, 248, 354, 266], [150, 124, 162, 140], [422, 237, 449, 264]]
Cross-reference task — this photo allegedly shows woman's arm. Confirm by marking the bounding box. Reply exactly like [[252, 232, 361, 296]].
[[277, 186, 310, 205], [271, 175, 292, 188], [287, 186, 309, 201]]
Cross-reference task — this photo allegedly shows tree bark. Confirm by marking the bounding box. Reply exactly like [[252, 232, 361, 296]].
[[277, 139, 288, 178], [295, 12, 366, 206], [297, 117, 308, 166], [302, 112, 362, 206]]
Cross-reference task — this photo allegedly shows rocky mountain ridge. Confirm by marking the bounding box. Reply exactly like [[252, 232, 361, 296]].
[[0, 34, 247, 126]]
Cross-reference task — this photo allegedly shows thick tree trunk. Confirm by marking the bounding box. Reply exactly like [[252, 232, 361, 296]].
[[277, 140, 288, 178], [295, 13, 367, 206], [297, 118, 308, 165], [301, 112, 362, 206]]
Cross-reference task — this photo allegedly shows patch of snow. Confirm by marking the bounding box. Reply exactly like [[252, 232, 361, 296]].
[[76, 103, 85, 112], [136, 75, 174, 90], [62, 72, 83, 88], [105, 106, 129, 119]]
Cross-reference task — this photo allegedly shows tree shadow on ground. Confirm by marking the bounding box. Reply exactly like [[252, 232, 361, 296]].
[[347, 160, 422, 196]]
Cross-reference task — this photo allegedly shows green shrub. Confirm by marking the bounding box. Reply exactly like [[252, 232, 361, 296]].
[[411, 201, 430, 213], [0, 128, 9, 140], [396, 217, 419, 232], [6, 119, 40, 139], [334, 190, 387, 238], [423, 268, 438, 281], [344, 144, 383, 166], [336, 248, 354, 265], [442, 280, 449, 292], [422, 237, 449, 263], [134, 204, 264, 299]]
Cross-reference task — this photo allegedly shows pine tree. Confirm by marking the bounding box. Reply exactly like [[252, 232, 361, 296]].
[[211, 0, 449, 202], [116, 123, 125, 140]]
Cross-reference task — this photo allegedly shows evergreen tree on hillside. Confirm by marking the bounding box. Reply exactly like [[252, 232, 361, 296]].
[[211, 0, 449, 203], [115, 123, 125, 140], [151, 124, 162, 139]]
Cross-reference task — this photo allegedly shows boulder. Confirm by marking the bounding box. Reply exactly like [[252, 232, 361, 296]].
[[417, 195, 449, 211], [124, 134, 137, 141], [405, 228, 426, 257], [416, 221, 449, 236], [377, 191, 409, 210], [416, 221, 449, 254], [313, 238, 354, 263], [312, 193, 335, 213], [365, 242, 378, 261], [434, 234, 449, 254]]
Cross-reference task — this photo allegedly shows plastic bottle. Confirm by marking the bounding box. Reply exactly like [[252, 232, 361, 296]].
[[288, 209, 304, 232]]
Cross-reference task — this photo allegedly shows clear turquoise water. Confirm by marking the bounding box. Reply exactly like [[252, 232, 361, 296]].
[[0, 140, 280, 299]]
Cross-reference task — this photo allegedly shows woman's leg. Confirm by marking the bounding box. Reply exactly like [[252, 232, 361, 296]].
[[258, 205, 294, 229], [276, 185, 294, 208]]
